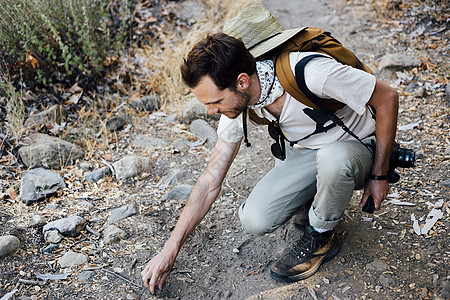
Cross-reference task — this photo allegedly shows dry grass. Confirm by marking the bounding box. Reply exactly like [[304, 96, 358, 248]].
[[138, 0, 259, 113]]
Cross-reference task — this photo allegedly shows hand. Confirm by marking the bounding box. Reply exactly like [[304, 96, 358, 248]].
[[360, 179, 389, 211], [141, 249, 176, 294]]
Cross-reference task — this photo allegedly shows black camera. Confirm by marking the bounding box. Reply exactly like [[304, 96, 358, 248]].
[[386, 142, 416, 183], [363, 141, 416, 213]]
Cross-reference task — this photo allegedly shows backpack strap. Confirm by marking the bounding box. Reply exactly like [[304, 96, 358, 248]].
[[294, 54, 372, 150], [275, 51, 346, 111]]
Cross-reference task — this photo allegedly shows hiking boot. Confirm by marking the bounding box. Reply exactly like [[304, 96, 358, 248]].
[[270, 226, 339, 282], [292, 198, 313, 230]]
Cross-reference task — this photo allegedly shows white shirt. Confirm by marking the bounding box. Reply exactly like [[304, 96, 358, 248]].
[[217, 52, 377, 149]]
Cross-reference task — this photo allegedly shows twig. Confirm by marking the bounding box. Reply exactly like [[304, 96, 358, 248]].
[[102, 269, 142, 288]]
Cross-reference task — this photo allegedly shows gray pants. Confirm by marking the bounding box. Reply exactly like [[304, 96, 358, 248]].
[[239, 138, 375, 235]]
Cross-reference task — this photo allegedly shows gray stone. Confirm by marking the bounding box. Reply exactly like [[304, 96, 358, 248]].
[[31, 214, 47, 227], [84, 166, 111, 183], [43, 216, 86, 238], [130, 95, 161, 112], [77, 200, 94, 210], [378, 54, 421, 71], [19, 168, 66, 205], [365, 259, 389, 272], [43, 243, 59, 253], [79, 162, 92, 171], [44, 230, 64, 244], [167, 0, 206, 21], [103, 225, 127, 244], [445, 147, 450, 156], [190, 119, 218, 149], [413, 87, 426, 98], [173, 139, 190, 152], [57, 251, 87, 268], [441, 280, 450, 299], [77, 270, 95, 282], [157, 169, 187, 189], [166, 113, 178, 124], [108, 204, 137, 224], [162, 184, 193, 201], [132, 135, 167, 149], [0, 235, 20, 257], [24, 105, 66, 127], [379, 274, 395, 287], [182, 96, 220, 123], [18, 134, 84, 170], [106, 115, 129, 132], [113, 156, 152, 180], [440, 179, 450, 188]]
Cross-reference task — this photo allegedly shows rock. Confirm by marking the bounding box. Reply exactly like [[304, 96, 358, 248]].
[[108, 204, 137, 224], [167, 0, 206, 21], [44, 230, 64, 244], [379, 274, 395, 287], [182, 96, 220, 123], [106, 115, 129, 132], [77, 200, 94, 210], [31, 215, 47, 227], [79, 162, 92, 171], [132, 135, 167, 149], [19, 168, 66, 205], [157, 168, 187, 189], [130, 95, 161, 112], [84, 166, 111, 183], [43, 216, 86, 237], [18, 134, 84, 170], [440, 280, 450, 299], [162, 184, 193, 201], [43, 243, 59, 253], [103, 225, 127, 244], [440, 179, 450, 188], [173, 139, 190, 152], [57, 251, 87, 268], [0, 235, 20, 257], [166, 113, 178, 124], [413, 87, 426, 98], [24, 105, 66, 127], [190, 119, 218, 149], [77, 270, 95, 282], [445, 147, 450, 156], [113, 156, 152, 180], [365, 259, 389, 272], [378, 54, 421, 71]]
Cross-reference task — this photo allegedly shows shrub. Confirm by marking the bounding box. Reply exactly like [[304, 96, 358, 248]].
[[0, 0, 130, 88]]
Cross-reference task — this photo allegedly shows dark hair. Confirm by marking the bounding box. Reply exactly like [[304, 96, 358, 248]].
[[181, 33, 256, 90]]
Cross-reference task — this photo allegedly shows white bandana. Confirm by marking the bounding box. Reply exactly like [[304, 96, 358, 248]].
[[250, 60, 284, 109]]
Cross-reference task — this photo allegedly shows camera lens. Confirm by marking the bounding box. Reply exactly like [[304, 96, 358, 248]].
[[397, 148, 415, 168]]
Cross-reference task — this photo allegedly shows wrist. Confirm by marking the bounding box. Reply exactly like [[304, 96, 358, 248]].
[[369, 174, 388, 180]]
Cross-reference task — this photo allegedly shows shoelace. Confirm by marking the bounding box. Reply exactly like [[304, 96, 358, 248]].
[[289, 232, 318, 259]]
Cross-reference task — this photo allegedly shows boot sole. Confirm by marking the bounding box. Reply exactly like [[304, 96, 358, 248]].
[[270, 239, 340, 283]]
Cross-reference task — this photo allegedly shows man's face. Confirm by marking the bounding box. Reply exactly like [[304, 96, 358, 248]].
[[191, 76, 250, 119]]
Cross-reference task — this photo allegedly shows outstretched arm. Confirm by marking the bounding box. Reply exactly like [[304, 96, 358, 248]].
[[360, 78, 399, 210], [141, 138, 241, 294]]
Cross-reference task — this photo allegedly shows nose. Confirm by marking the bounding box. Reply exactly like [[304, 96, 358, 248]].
[[206, 105, 219, 115]]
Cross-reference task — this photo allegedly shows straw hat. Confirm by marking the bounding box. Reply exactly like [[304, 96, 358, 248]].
[[223, 5, 306, 58]]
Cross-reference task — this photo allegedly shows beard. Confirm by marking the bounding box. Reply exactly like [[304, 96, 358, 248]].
[[222, 89, 250, 119]]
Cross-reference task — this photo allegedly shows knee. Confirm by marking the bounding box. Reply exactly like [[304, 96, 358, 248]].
[[316, 143, 353, 176], [239, 203, 272, 236]]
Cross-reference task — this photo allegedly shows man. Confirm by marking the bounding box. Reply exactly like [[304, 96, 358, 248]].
[[142, 5, 398, 293]]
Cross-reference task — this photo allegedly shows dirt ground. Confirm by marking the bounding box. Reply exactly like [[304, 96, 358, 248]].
[[1, 0, 449, 299]]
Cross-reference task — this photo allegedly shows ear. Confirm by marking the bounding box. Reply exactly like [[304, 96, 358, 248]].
[[236, 73, 250, 90]]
